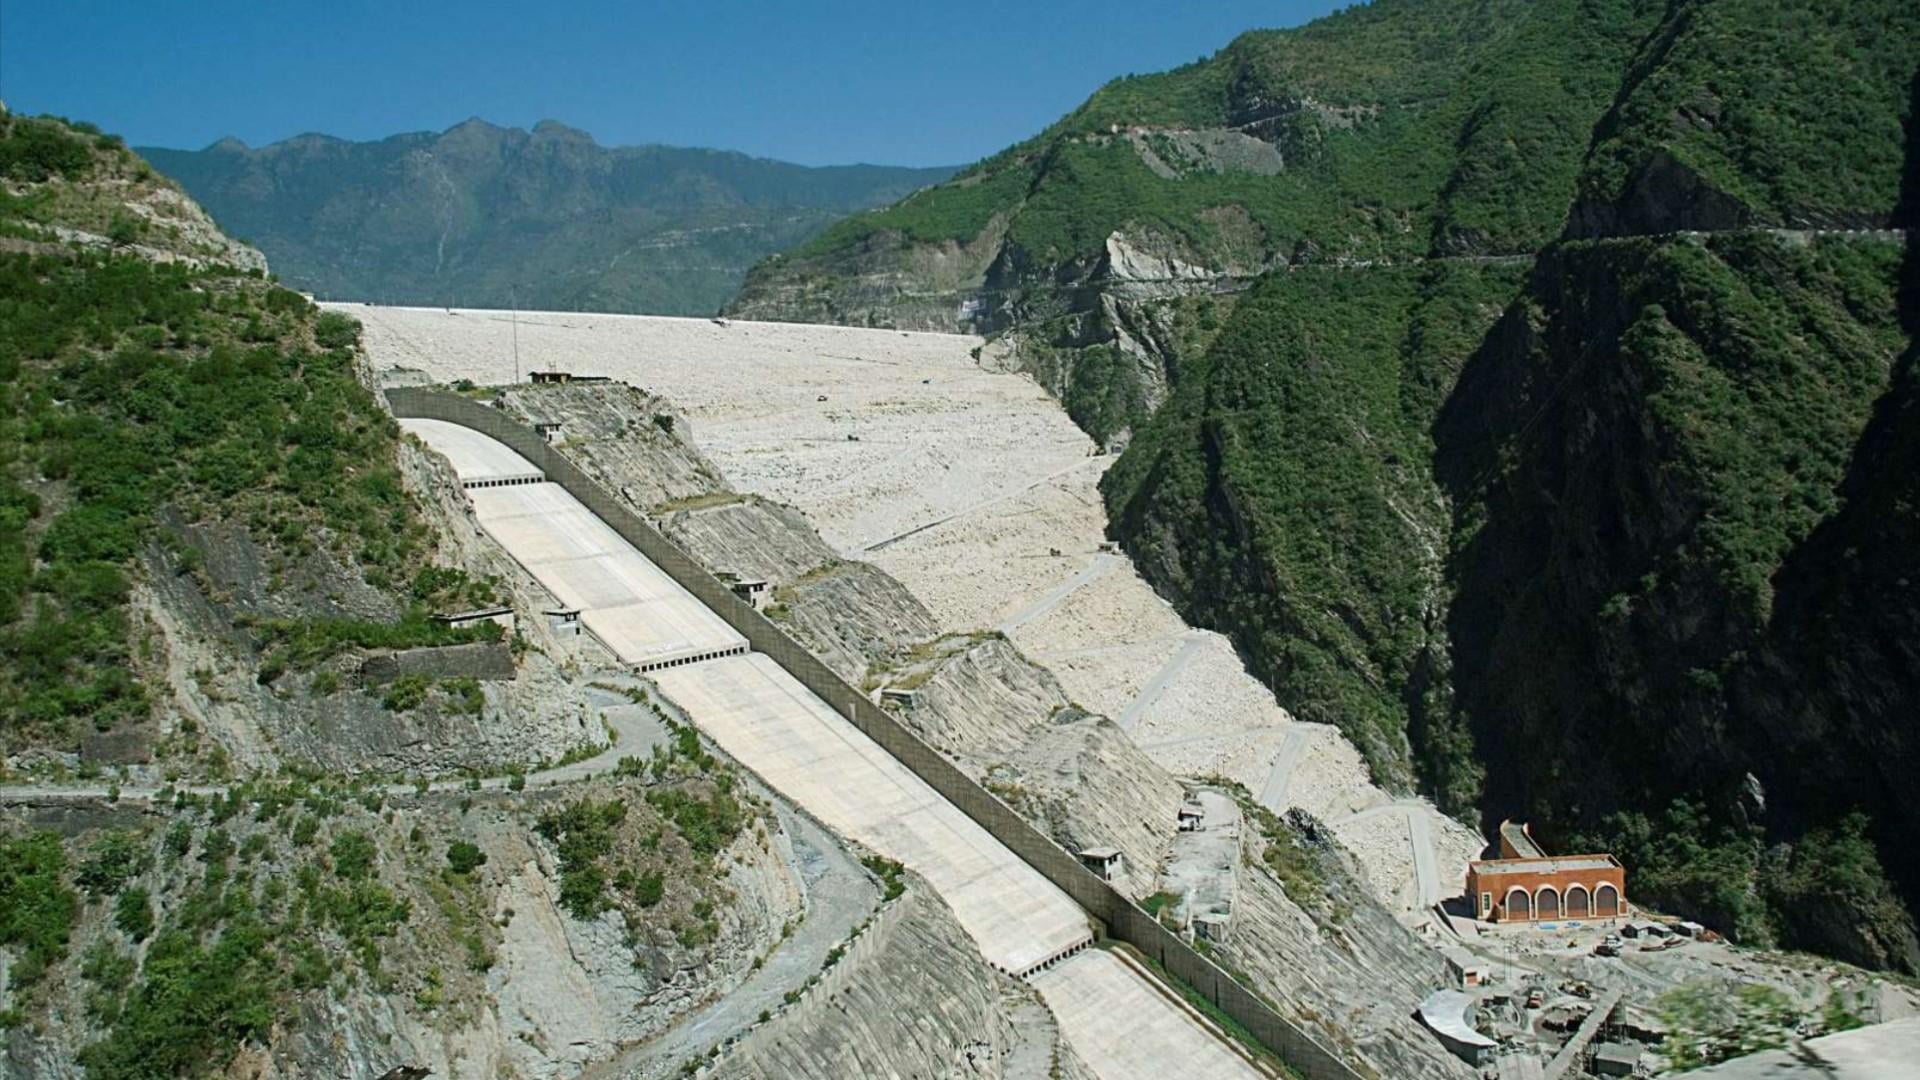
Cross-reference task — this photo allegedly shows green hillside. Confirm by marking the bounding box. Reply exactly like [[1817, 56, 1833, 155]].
[[0, 110, 492, 759], [735, 0, 1920, 970]]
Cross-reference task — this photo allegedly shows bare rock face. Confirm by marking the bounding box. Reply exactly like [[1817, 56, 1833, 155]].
[[908, 636, 1182, 900], [730, 213, 1012, 333], [781, 560, 940, 685], [1216, 812, 1476, 1079], [716, 885, 1068, 1079], [495, 382, 727, 509], [660, 497, 838, 585]]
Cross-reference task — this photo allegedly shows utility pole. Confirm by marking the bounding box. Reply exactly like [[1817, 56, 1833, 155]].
[[510, 284, 521, 383]]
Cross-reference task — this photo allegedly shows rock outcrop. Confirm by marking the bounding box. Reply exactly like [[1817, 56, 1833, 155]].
[[715, 884, 1078, 1079]]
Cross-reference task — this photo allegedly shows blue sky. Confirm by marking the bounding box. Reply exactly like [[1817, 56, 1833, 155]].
[[0, 1, 1344, 166]]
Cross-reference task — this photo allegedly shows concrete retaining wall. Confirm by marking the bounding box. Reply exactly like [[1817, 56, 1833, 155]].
[[359, 640, 516, 685], [387, 388, 1364, 1080]]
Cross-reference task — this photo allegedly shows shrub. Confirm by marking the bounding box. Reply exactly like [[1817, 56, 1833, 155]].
[[633, 870, 665, 908], [535, 798, 627, 919], [446, 841, 487, 875], [114, 886, 154, 942], [329, 830, 375, 880], [77, 829, 148, 896], [313, 311, 360, 351], [381, 675, 430, 712], [0, 831, 78, 986]]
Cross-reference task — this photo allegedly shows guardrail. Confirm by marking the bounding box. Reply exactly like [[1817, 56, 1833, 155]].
[[386, 387, 1366, 1080]]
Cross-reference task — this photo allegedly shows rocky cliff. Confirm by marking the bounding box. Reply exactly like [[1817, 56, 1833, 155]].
[[729, 0, 1920, 968]]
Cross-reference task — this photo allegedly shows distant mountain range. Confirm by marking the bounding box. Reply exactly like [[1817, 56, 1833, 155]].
[[140, 118, 954, 315]]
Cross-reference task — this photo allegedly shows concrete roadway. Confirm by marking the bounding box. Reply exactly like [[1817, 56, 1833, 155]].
[[998, 553, 1120, 634], [1255, 727, 1312, 811], [1115, 631, 1208, 733], [1330, 800, 1444, 912], [581, 806, 879, 1080]]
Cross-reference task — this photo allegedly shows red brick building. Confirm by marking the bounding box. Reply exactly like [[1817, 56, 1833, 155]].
[[1468, 823, 1627, 922]]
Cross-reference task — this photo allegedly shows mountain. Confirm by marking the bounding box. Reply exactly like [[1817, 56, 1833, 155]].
[[139, 118, 954, 315], [731, 0, 1920, 971], [0, 111, 833, 1078]]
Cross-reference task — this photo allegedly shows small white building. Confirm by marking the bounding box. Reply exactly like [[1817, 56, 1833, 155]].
[[1077, 847, 1123, 882], [729, 578, 770, 610], [433, 607, 515, 633], [1440, 946, 1490, 989]]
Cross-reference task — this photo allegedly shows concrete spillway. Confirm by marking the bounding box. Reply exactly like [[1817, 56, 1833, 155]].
[[406, 419, 749, 671], [402, 417, 1268, 1080], [651, 653, 1092, 976]]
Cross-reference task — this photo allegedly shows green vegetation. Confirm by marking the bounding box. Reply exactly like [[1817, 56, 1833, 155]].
[[1106, 262, 1522, 795], [78, 917, 281, 1079], [646, 776, 744, 860], [1578, 0, 1919, 230], [0, 831, 77, 993], [1657, 982, 1802, 1071], [536, 797, 629, 918], [0, 117, 508, 752], [114, 886, 155, 942], [141, 122, 956, 317], [445, 841, 487, 875], [780, 0, 1655, 282], [0, 112, 101, 182], [1459, 233, 1913, 963], [0, 249, 432, 743], [861, 854, 906, 901], [78, 829, 149, 896]]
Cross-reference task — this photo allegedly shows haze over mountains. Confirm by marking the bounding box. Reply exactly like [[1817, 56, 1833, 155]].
[[140, 118, 955, 315]]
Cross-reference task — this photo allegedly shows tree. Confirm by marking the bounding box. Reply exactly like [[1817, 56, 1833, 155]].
[[446, 841, 487, 875]]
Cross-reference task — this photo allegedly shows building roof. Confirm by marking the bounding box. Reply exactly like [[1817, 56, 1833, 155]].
[[1417, 990, 1497, 1050], [433, 606, 513, 621], [1078, 847, 1122, 861], [1440, 946, 1486, 971], [1470, 854, 1621, 874]]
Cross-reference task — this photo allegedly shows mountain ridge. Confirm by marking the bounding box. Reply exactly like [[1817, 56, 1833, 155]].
[[139, 117, 957, 315]]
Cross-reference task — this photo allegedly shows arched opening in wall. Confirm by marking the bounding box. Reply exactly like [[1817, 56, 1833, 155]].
[[1595, 883, 1619, 916], [1566, 884, 1590, 918], [1505, 887, 1532, 921], [1537, 886, 1561, 920]]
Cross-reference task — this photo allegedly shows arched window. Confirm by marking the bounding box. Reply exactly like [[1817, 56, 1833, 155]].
[[1566, 884, 1591, 918], [1505, 887, 1533, 921], [1595, 883, 1619, 916], [1537, 885, 1562, 920]]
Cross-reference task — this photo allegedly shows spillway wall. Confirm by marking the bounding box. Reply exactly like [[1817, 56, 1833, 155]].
[[386, 387, 1364, 1080]]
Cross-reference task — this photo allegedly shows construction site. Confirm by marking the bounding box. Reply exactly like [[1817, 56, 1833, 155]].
[[345, 304, 1920, 1079]]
